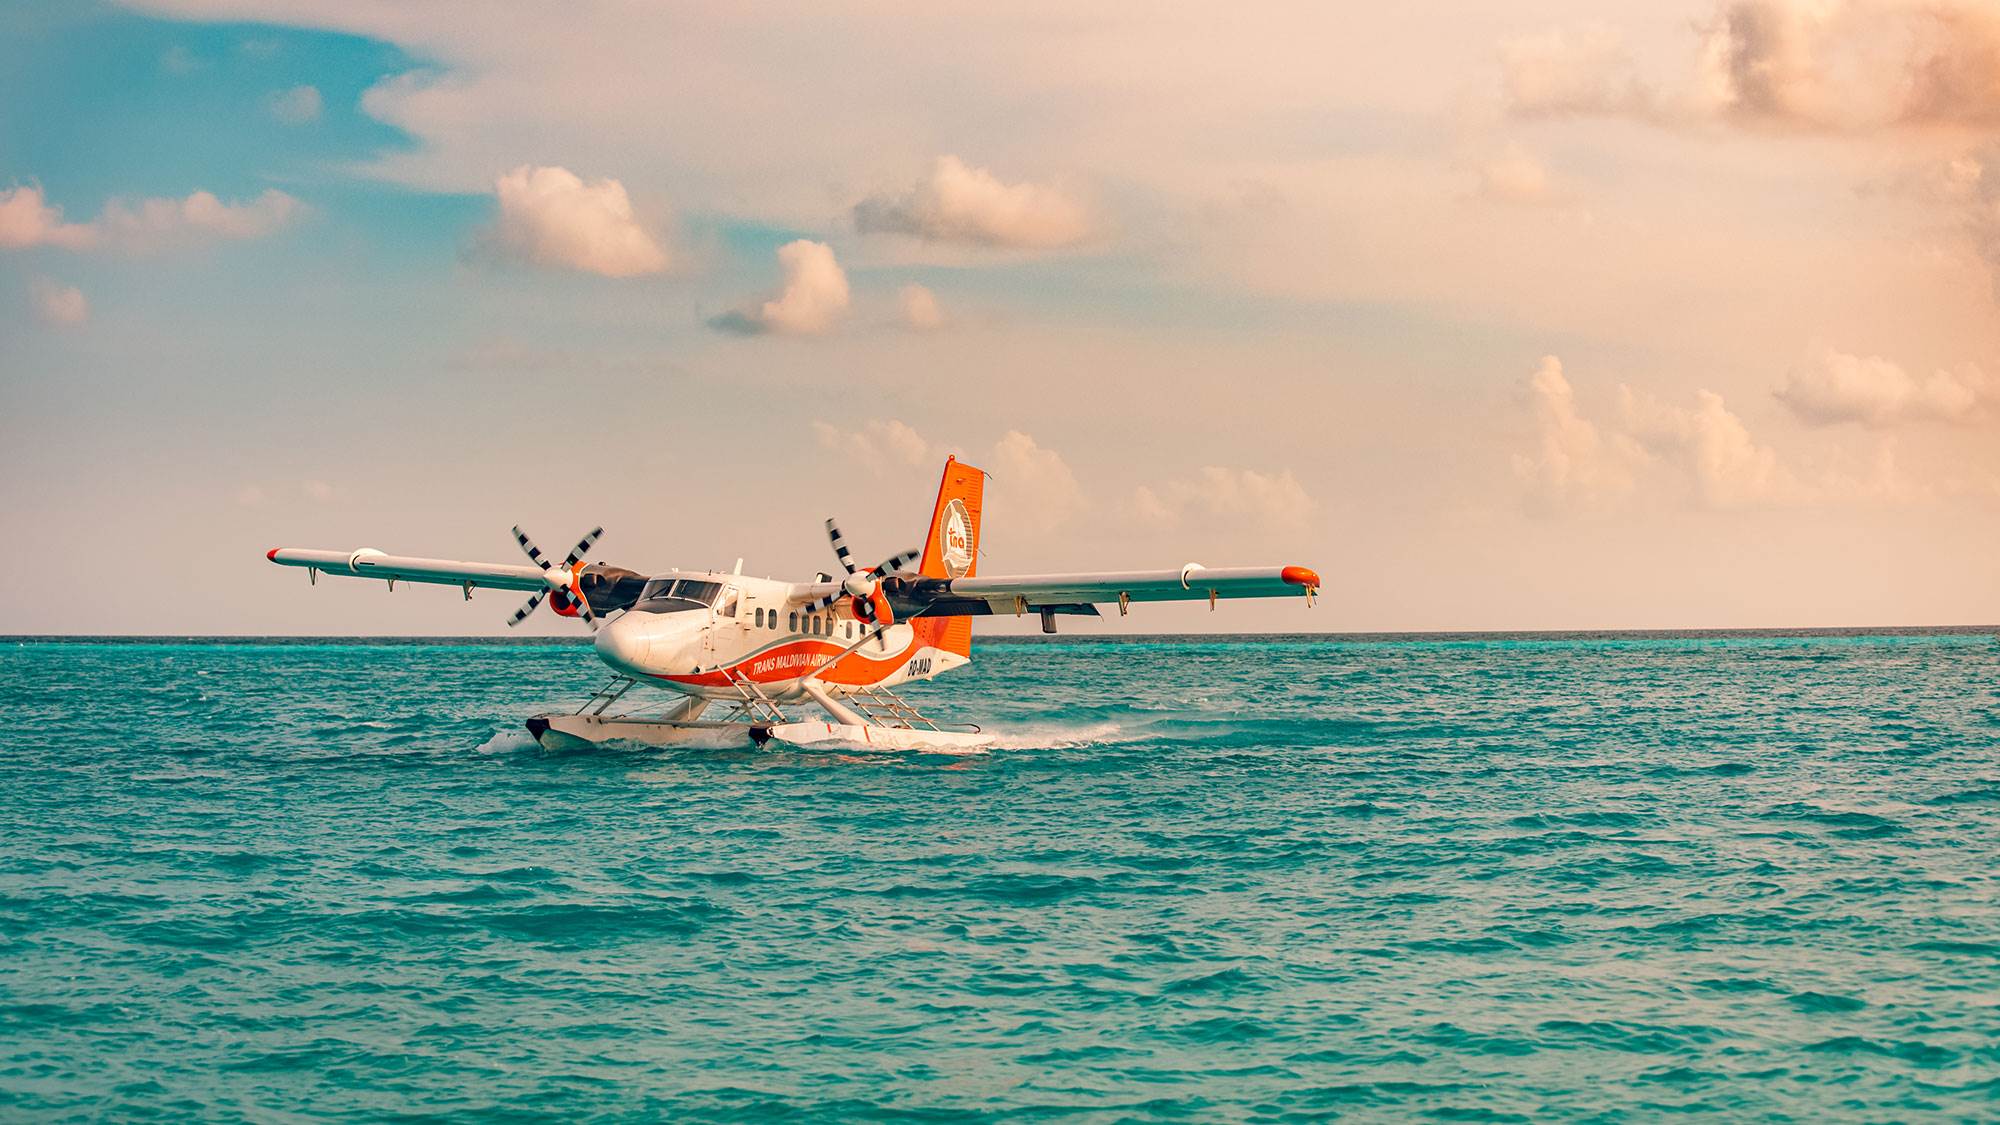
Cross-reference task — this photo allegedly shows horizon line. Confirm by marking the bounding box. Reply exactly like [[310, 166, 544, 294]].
[[6, 624, 1996, 644]]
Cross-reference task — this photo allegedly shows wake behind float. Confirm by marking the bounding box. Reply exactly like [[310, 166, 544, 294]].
[[267, 457, 1320, 751]]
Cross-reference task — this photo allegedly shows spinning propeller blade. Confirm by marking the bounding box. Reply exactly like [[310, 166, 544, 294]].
[[827, 518, 858, 578], [803, 518, 921, 613], [506, 523, 605, 629], [561, 527, 602, 569], [506, 590, 546, 627]]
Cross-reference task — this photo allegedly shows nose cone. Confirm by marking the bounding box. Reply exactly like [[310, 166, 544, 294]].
[[595, 613, 657, 675]]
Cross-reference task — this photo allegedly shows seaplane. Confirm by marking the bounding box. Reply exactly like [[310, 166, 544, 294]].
[[267, 458, 1321, 751]]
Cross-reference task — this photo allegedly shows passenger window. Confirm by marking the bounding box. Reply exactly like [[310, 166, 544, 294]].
[[753, 608, 764, 627], [845, 621, 853, 639], [789, 611, 798, 631]]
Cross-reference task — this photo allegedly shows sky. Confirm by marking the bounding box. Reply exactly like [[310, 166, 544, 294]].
[[2, 0, 1998, 635]]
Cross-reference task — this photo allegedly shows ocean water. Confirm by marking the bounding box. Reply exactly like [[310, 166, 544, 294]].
[[2, 632, 1998, 1121]]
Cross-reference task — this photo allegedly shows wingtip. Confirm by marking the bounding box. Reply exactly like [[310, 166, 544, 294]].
[[266, 548, 280, 562], [1280, 565, 1320, 588]]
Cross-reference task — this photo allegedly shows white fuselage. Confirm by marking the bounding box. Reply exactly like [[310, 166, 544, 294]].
[[591, 570, 967, 699]]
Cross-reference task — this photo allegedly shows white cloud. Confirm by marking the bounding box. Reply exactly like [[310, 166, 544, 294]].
[[988, 430, 1086, 533], [809, 421, 1082, 533], [1133, 485, 1177, 526], [98, 189, 298, 247], [1134, 466, 1313, 535], [159, 44, 201, 75], [1693, 0, 2000, 129], [269, 84, 322, 125], [1500, 26, 1661, 121], [1512, 356, 1641, 513], [28, 278, 87, 327], [898, 283, 945, 330], [0, 184, 299, 253], [813, 419, 941, 471], [1475, 145, 1557, 206], [1509, 2, 2000, 132], [1775, 349, 1991, 426], [486, 165, 669, 278], [712, 239, 850, 335], [855, 155, 1091, 249], [1516, 356, 1811, 512], [0, 187, 96, 250], [1939, 146, 2000, 298], [1621, 385, 1801, 509]]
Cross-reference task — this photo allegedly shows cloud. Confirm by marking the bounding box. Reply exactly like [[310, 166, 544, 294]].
[[812, 419, 941, 471], [1515, 355, 1808, 512], [159, 44, 201, 75], [268, 84, 322, 125], [1507, 2, 2000, 132], [1696, 0, 2000, 129], [1132, 466, 1314, 536], [1900, 5, 2000, 126], [485, 165, 669, 278], [809, 421, 1082, 532], [898, 283, 945, 330], [0, 186, 96, 250], [710, 239, 850, 335], [28, 278, 87, 327], [1512, 356, 1642, 512], [1941, 146, 2000, 297], [1500, 26, 1662, 120], [99, 189, 298, 247], [1475, 145, 1558, 205], [855, 155, 1090, 249], [1775, 348, 1990, 426], [0, 184, 299, 252], [1621, 385, 1802, 508], [988, 430, 1086, 533]]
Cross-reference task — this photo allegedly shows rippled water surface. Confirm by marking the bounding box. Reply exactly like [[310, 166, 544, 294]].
[[3, 633, 1999, 1121]]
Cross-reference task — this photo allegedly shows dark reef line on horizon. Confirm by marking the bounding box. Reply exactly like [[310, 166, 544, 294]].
[[6, 626, 1997, 646]]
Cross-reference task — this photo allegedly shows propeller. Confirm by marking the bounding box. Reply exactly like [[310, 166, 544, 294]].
[[505, 524, 604, 629], [803, 518, 919, 622]]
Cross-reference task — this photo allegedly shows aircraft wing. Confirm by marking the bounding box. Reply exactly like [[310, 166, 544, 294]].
[[913, 564, 1320, 615], [266, 548, 551, 593]]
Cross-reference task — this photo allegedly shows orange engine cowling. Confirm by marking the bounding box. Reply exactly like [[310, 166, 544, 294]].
[[549, 588, 581, 618], [851, 587, 894, 626]]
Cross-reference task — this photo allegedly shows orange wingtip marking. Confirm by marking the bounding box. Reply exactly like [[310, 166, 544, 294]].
[[267, 548, 280, 562], [1280, 565, 1320, 587]]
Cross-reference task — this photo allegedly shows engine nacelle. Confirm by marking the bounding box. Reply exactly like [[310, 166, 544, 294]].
[[851, 587, 894, 626]]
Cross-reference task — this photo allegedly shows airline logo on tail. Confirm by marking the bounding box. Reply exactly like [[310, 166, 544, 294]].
[[941, 498, 975, 578]]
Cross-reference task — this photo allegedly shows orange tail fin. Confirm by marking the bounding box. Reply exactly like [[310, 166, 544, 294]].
[[913, 456, 984, 658]]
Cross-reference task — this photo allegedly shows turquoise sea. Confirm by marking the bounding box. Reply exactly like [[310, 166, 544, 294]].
[[2, 631, 1998, 1121]]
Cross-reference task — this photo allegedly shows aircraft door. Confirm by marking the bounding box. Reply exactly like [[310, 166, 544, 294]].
[[704, 585, 740, 659]]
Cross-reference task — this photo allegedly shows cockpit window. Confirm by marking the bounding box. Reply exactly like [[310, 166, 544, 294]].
[[632, 577, 726, 613]]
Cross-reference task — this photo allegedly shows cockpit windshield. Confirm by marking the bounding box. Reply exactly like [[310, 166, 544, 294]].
[[632, 577, 725, 614]]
